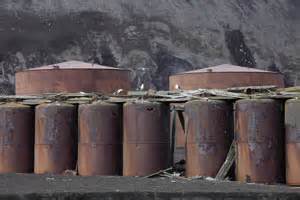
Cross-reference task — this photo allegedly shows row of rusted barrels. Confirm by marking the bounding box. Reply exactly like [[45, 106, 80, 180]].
[[0, 99, 299, 186], [0, 101, 170, 176], [184, 98, 299, 186]]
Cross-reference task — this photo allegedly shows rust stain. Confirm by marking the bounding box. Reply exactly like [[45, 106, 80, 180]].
[[235, 99, 284, 184], [0, 103, 34, 173], [185, 100, 232, 177], [34, 102, 77, 174], [15, 61, 131, 95], [123, 101, 170, 176], [169, 64, 285, 90], [285, 99, 300, 186], [78, 101, 122, 176]]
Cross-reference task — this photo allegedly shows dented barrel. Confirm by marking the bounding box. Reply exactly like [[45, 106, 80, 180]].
[[285, 99, 300, 186], [185, 100, 232, 177], [0, 103, 34, 173], [35, 103, 77, 174], [235, 99, 284, 184], [78, 102, 122, 176], [123, 101, 170, 176]]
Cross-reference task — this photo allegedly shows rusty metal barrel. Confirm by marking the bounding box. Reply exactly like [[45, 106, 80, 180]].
[[123, 101, 170, 176], [0, 103, 34, 173], [78, 102, 122, 176], [185, 100, 232, 177], [285, 99, 300, 186], [35, 102, 77, 174], [235, 99, 284, 184]]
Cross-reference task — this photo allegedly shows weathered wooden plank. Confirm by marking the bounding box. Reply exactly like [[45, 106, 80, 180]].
[[215, 142, 236, 180]]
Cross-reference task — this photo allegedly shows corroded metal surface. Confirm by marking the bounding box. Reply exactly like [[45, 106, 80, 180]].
[[35, 102, 77, 174], [15, 61, 131, 95], [170, 103, 186, 164], [123, 101, 170, 176], [285, 99, 300, 186], [78, 102, 122, 176], [169, 64, 285, 90], [185, 100, 232, 177], [235, 99, 284, 184], [0, 103, 34, 173]]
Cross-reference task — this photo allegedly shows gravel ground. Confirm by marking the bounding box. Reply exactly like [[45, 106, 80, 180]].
[[0, 174, 299, 199]]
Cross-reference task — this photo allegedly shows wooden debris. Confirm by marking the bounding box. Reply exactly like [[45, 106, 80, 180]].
[[215, 142, 236, 180], [177, 110, 185, 131], [1, 87, 300, 106], [277, 86, 300, 93], [227, 85, 277, 93], [170, 109, 176, 165], [143, 167, 173, 178]]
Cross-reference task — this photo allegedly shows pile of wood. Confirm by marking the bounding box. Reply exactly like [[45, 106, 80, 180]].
[[1, 85, 299, 106]]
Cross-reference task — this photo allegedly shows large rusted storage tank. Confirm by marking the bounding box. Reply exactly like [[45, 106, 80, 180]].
[[35, 102, 77, 174], [185, 100, 232, 177], [169, 64, 285, 90], [235, 99, 284, 184], [123, 101, 170, 176], [15, 61, 131, 95], [0, 103, 34, 173], [78, 102, 122, 176], [285, 99, 300, 186]]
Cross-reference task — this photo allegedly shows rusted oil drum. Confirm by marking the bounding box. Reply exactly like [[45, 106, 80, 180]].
[[16, 61, 131, 95], [78, 102, 122, 176], [285, 99, 300, 186], [235, 99, 284, 184], [0, 103, 34, 173], [185, 100, 232, 177], [123, 101, 170, 176], [35, 102, 77, 174]]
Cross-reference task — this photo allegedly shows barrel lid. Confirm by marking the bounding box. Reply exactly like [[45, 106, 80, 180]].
[[23, 61, 129, 71], [176, 64, 279, 75]]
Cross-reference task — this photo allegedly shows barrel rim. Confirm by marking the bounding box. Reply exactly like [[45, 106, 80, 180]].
[[36, 102, 75, 108], [235, 98, 278, 104], [16, 68, 131, 76]]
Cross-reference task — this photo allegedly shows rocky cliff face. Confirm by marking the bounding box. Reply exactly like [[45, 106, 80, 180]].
[[0, 0, 299, 93]]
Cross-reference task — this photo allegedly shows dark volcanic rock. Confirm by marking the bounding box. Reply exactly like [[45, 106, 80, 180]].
[[0, 0, 299, 93]]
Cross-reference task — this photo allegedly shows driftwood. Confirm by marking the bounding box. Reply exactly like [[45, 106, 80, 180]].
[[170, 109, 177, 165], [0, 87, 299, 106], [215, 142, 236, 180], [227, 85, 277, 93], [177, 110, 185, 131], [143, 167, 173, 178]]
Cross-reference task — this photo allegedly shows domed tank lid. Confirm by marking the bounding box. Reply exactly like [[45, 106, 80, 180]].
[[25, 60, 129, 71], [178, 64, 280, 74]]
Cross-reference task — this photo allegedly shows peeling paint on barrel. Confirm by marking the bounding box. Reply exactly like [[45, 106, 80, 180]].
[[34, 102, 77, 174], [185, 100, 232, 177], [235, 99, 284, 184], [0, 103, 34, 173], [78, 101, 122, 176], [285, 99, 300, 186], [123, 101, 170, 176]]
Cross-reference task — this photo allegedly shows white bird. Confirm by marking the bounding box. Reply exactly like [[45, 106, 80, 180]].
[[175, 84, 181, 90], [139, 83, 144, 91]]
